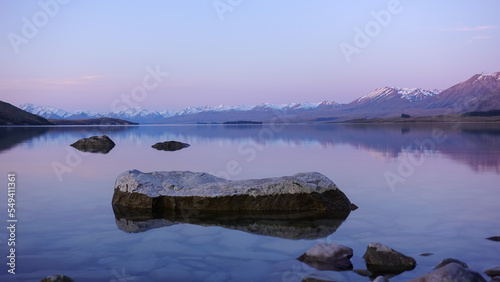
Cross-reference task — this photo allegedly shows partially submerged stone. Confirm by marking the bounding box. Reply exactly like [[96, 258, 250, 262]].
[[301, 273, 338, 282], [434, 258, 468, 270], [362, 243, 416, 275], [372, 277, 390, 282], [151, 141, 190, 151], [297, 243, 353, 271], [486, 236, 500, 242], [70, 135, 115, 153], [112, 170, 354, 212], [409, 262, 486, 282], [40, 274, 74, 282], [485, 266, 500, 278]]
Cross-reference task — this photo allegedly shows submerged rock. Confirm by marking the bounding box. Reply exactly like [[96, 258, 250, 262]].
[[301, 273, 338, 282], [434, 258, 468, 270], [485, 266, 500, 277], [362, 243, 416, 275], [70, 135, 115, 153], [151, 141, 190, 151], [297, 243, 353, 271], [486, 236, 500, 242], [352, 269, 371, 277], [373, 277, 390, 282], [409, 262, 486, 282], [112, 170, 354, 212], [40, 274, 74, 282]]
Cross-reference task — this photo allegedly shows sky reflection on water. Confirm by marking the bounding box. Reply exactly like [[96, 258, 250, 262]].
[[0, 124, 499, 281]]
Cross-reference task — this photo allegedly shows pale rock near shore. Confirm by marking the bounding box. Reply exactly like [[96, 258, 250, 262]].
[[112, 170, 354, 212], [297, 243, 353, 271], [409, 262, 486, 282], [434, 258, 468, 270]]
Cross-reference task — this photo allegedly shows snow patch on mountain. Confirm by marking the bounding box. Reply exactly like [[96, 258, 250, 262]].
[[19, 101, 337, 123], [357, 87, 440, 103], [395, 87, 441, 101], [477, 72, 500, 81]]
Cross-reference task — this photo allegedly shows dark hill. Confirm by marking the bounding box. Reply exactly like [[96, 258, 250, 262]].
[[0, 100, 53, 125]]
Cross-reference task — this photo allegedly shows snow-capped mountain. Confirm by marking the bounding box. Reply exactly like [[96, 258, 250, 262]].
[[16, 72, 500, 123], [19, 104, 76, 119], [425, 72, 500, 112], [19, 101, 340, 124], [339, 86, 443, 118], [356, 87, 440, 104]]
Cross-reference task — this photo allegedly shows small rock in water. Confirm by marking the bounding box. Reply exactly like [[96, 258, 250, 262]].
[[297, 243, 353, 271], [151, 141, 190, 151], [352, 269, 371, 277], [409, 262, 486, 282], [486, 236, 500, 242], [40, 274, 74, 282], [70, 135, 115, 153], [419, 253, 433, 256], [373, 276, 390, 282], [434, 258, 468, 270], [485, 266, 500, 277], [362, 242, 416, 274], [301, 273, 338, 282]]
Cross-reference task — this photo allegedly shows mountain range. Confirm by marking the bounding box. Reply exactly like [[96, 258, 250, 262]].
[[16, 72, 500, 124]]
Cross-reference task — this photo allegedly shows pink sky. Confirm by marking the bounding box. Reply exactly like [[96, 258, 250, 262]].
[[1, 1, 499, 112]]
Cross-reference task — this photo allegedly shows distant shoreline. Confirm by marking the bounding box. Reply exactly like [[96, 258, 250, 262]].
[[337, 114, 500, 124]]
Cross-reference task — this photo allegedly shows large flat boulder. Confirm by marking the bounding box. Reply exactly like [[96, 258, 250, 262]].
[[112, 170, 354, 212]]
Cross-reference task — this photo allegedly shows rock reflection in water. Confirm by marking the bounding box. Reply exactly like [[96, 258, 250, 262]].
[[112, 205, 349, 240]]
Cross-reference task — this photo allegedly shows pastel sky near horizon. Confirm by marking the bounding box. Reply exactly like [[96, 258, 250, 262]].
[[1, 0, 500, 112]]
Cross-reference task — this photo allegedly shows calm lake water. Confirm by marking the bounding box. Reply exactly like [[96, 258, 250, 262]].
[[0, 123, 499, 281]]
